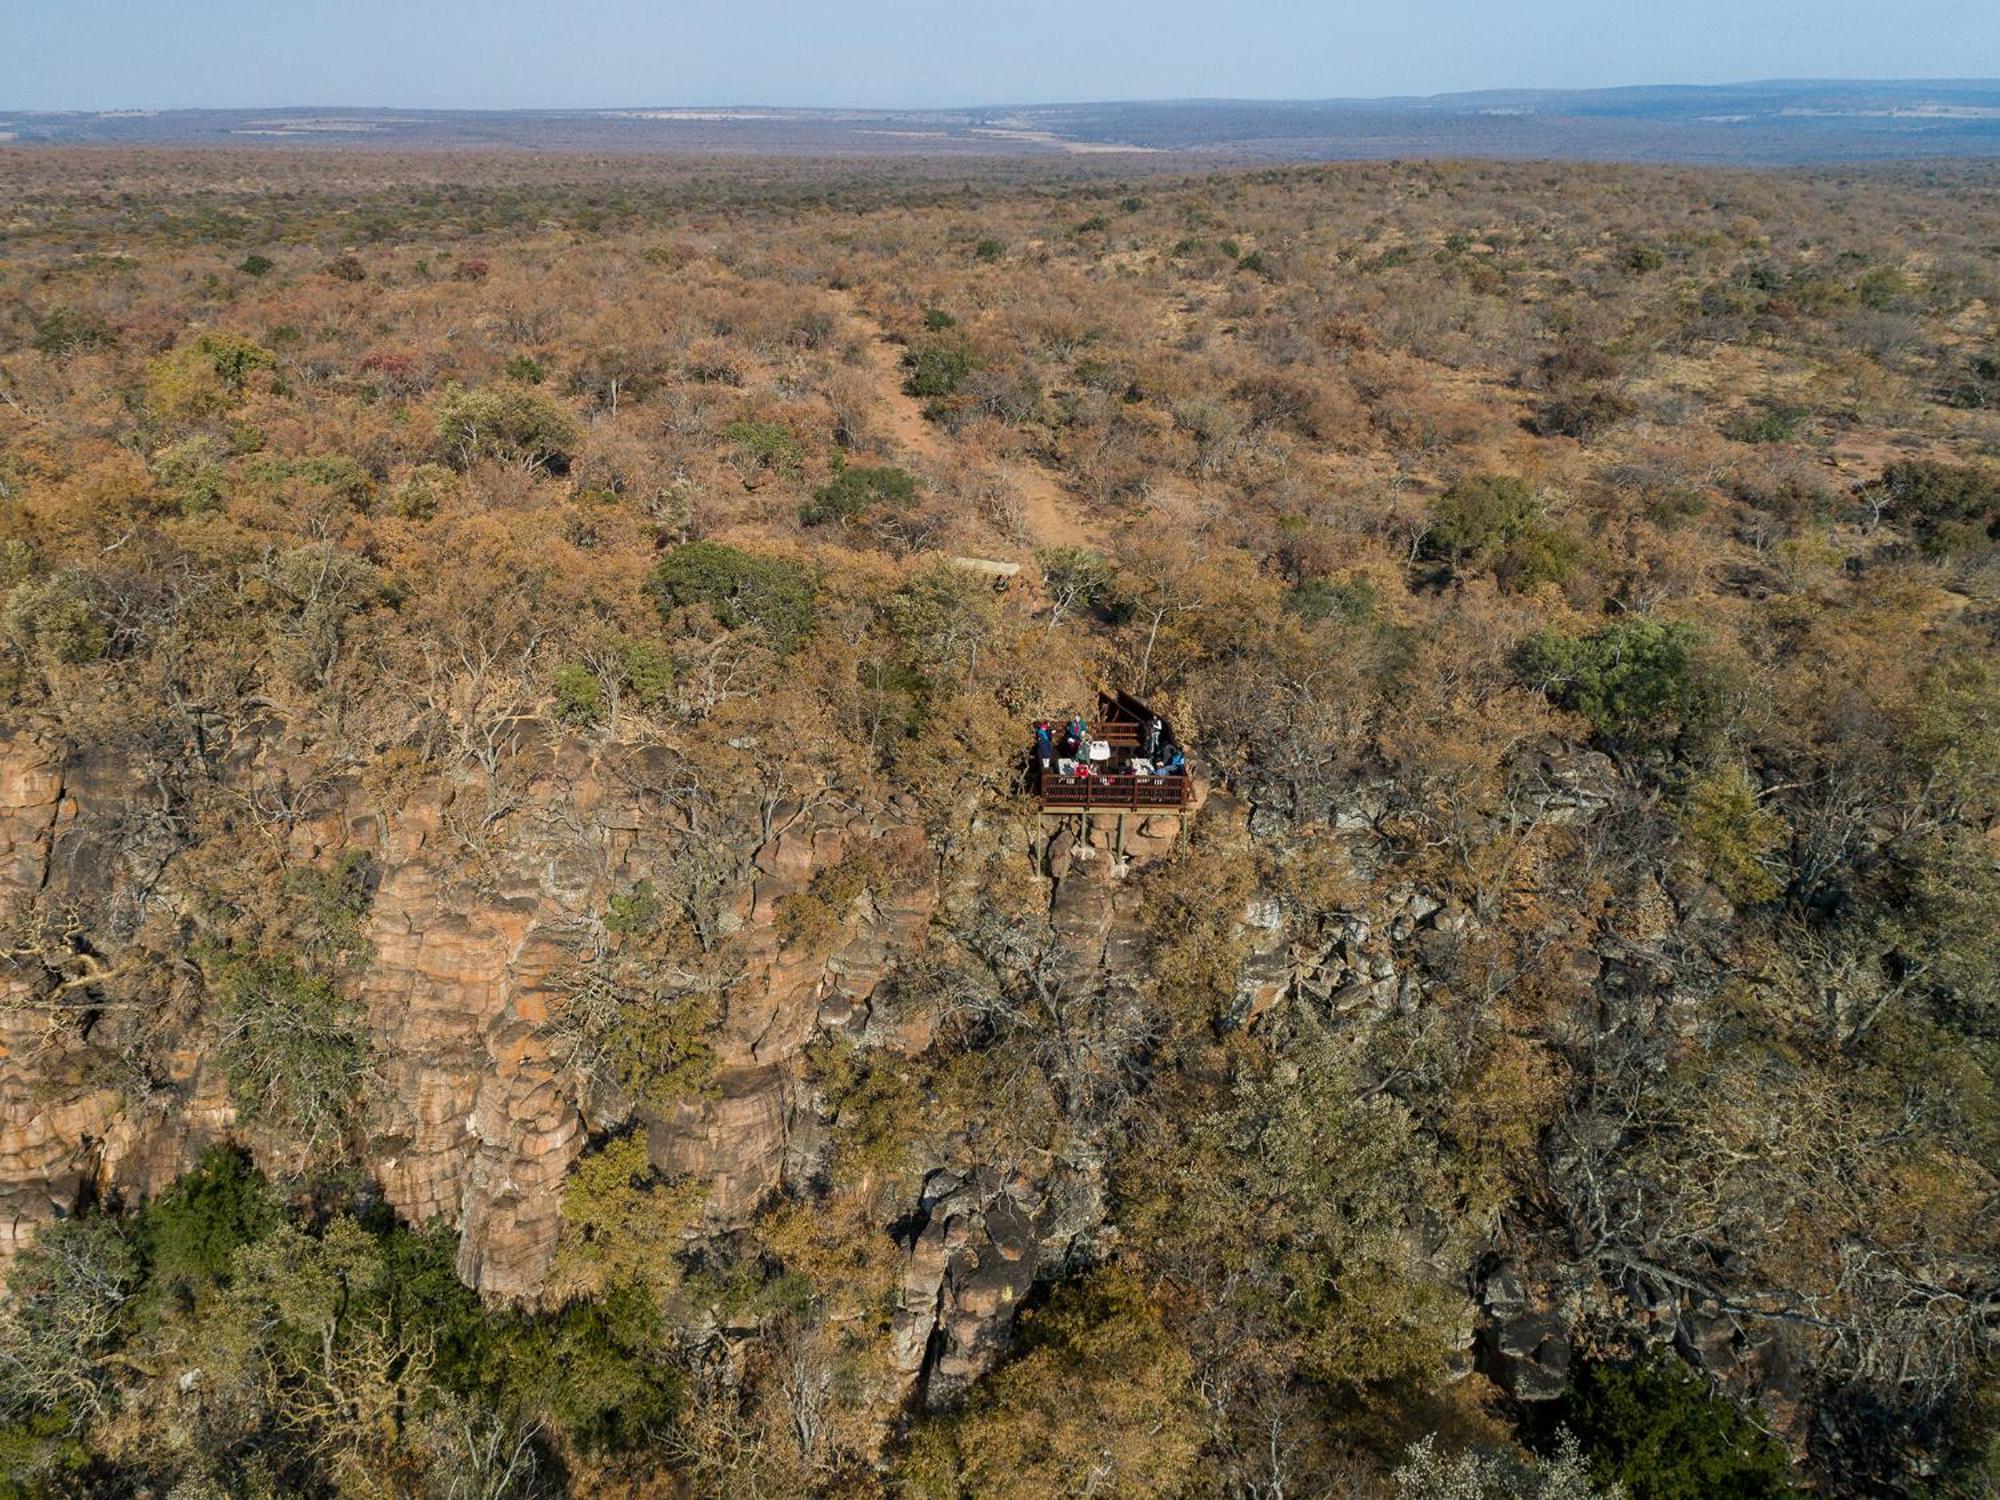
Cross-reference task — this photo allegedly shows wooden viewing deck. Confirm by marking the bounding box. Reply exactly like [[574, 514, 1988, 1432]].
[[1035, 690, 1195, 815]]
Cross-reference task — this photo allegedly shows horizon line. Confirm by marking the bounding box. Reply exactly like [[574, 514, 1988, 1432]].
[[8, 75, 2000, 118]]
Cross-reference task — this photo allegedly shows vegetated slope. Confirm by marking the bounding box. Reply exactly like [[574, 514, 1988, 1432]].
[[0, 150, 1995, 1498]]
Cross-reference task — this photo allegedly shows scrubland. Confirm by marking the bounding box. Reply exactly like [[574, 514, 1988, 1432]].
[[0, 149, 1995, 1498]]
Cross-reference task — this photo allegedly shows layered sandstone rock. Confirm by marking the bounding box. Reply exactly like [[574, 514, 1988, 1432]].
[[0, 728, 941, 1302]]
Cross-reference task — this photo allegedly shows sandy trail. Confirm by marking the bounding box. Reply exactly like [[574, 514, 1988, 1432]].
[[830, 290, 1098, 554]]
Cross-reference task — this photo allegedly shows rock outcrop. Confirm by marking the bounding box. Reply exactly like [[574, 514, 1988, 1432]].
[[0, 727, 941, 1302]]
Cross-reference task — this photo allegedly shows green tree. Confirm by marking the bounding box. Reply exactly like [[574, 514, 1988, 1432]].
[[139, 1144, 281, 1292], [146, 332, 276, 421], [1521, 618, 1733, 757], [549, 1133, 705, 1304], [1564, 1359, 1799, 1500]]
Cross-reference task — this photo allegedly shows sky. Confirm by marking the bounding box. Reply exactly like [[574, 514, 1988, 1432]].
[[5, 0, 1999, 111]]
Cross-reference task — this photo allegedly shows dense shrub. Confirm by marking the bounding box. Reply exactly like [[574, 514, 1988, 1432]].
[[1424, 474, 1582, 590], [801, 463, 916, 527], [204, 951, 369, 1156], [29, 306, 115, 358], [1533, 388, 1637, 440], [1723, 403, 1808, 444], [903, 335, 978, 405], [435, 384, 579, 473], [1521, 617, 1731, 755], [1562, 1359, 1799, 1499], [649, 540, 817, 653], [1874, 459, 2000, 556]]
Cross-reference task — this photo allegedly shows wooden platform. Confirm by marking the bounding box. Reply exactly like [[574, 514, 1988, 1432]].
[[1034, 689, 1194, 815]]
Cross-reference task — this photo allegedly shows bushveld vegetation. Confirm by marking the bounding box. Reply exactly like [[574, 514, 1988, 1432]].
[[0, 147, 1995, 1496]]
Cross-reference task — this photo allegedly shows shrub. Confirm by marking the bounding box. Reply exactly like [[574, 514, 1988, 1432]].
[[287, 453, 375, 511], [139, 1145, 281, 1290], [603, 634, 676, 710], [1424, 474, 1582, 590], [1678, 765, 1785, 903], [29, 306, 115, 358], [1533, 389, 1636, 440], [902, 336, 978, 401], [774, 851, 882, 955], [146, 331, 276, 421], [1874, 459, 2000, 557], [205, 951, 368, 1157], [800, 462, 916, 526], [238, 253, 274, 277], [1394, 1432, 1625, 1499], [1283, 576, 1377, 624], [1036, 545, 1114, 628], [324, 253, 366, 282], [973, 237, 1005, 262], [435, 384, 579, 473], [721, 418, 802, 481], [1723, 403, 1808, 445], [151, 435, 227, 515], [650, 540, 817, 654], [280, 850, 376, 969], [504, 353, 546, 384], [906, 1270, 1204, 1500], [388, 461, 457, 520], [1520, 618, 1730, 756], [0, 1217, 137, 1424], [1621, 242, 1667, 272], [1563, 1358, 1799, 1499], [1, 574, 107, 666], [1942, 353, 2000, 410], [552, 663, 604, 726]]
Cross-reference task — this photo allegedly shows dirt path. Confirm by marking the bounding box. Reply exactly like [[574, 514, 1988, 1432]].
[[831, 290, 1098, 554]]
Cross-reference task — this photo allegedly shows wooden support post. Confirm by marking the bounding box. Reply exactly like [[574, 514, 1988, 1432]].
[[1115, 812, 1126, 860]]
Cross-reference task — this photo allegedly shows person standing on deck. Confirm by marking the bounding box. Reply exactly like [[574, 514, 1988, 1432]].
[[1035, 721, 1055, 773], [1144, 715, 1163, 759]]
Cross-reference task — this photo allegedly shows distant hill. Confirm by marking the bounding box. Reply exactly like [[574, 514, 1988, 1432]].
[[4, 79, 1999, 162]]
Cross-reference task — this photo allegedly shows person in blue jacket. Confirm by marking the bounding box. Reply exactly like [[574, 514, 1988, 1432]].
[[1035, 721, 1055, 772], [1162, 744, 1186, 775]]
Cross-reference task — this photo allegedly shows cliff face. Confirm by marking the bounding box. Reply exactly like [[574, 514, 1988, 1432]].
[[0, 726, 940, 1300], [0, 722, 1824, 1431]]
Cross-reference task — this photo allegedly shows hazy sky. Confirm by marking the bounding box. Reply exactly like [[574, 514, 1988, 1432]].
[[6, 0, 1999, 111]]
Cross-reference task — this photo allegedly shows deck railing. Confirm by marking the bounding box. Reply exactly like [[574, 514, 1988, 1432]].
[[1039, 771, 1192, 813]]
